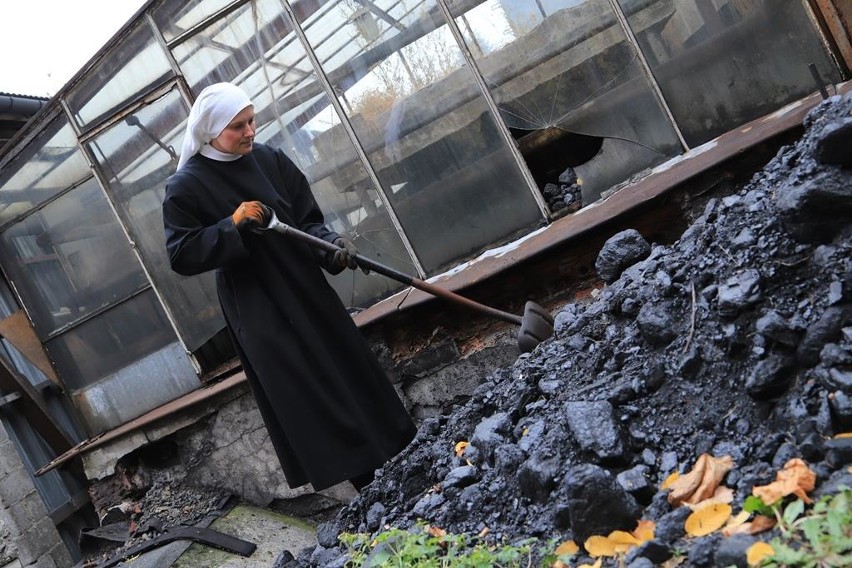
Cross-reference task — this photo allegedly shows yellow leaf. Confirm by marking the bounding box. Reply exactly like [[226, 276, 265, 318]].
[[632, 520, 655, 542], [551, 561, 568, 568], [578, 560, 602, 568], [752, 458, 816, 505], [685, 503, 732, 537], [661, 471, 680, 489], [722, 510, 751, 536], [746, 541, 775, 566], [835, 432, 852, 439], [608, 530, 640, 551], [584, 535, 619, 557], [668, 454, 735, 507], [454, 441, 469, 457], [554, 540, 579, 556]]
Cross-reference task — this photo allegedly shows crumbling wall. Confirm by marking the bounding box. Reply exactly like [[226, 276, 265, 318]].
[[0, 422, 73, 568]]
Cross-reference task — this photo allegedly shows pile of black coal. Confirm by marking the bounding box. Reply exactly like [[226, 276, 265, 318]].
[[298, 93, 852, 568], [543, 167, 583, 214]]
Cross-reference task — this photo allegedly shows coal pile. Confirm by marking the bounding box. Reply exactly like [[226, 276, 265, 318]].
[[301, 92, 852, 567], [543, 167, 583, 214]]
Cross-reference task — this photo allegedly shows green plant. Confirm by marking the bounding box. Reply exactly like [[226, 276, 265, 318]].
[[758, 487, 852, 567], [339, 522, 552, 567]]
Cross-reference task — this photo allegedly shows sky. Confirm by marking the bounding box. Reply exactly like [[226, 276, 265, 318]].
[[1, 0, 149, 97]]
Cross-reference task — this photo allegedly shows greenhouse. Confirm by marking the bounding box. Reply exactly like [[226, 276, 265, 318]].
[[0, 0, 849, 563]]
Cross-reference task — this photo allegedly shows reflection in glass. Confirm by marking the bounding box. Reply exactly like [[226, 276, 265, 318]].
[[0, 178, 148, 335], [173, 0, 416, 307], [620, 0, 842, 146], [449, 0, 683, 206], [152, 0, 238, 41], [44, 291, 177, 391], [86, 88, 224, 353], [0, 119, 90, 227], [296, 0, 544, 273], [66, 22, 173, 130]]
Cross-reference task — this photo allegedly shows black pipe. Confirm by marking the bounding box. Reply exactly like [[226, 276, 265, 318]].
[[0, 94, 46, 116]]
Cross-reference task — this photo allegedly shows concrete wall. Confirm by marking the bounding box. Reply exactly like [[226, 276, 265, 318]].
[[0, 422, 73, 568]]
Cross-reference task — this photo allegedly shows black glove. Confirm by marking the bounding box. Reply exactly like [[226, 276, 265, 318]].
[[332, 238, 359, 270]]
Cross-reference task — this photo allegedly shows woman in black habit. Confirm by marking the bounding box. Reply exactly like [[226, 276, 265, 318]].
[[162, 82, 416, 492]]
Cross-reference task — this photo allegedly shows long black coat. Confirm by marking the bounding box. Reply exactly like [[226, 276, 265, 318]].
[[163, 144, 416, 490]]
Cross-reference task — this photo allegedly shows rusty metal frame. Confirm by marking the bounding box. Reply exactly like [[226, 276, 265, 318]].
[[808, 0, 852, 73]]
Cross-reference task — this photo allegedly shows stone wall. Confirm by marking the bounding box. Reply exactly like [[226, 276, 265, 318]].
[[0, 422, 73, 568]]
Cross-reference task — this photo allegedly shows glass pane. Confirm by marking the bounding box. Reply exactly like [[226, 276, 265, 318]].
[[449, 0, 683, 208], [621, 0, 843, 146], [44, 291, 177, 391], [66, 21, 173, 130], [296, 0, 545, 273], [152, 0, 238, 41], [0, 178, 148, 335], [86, 87, 224, 352], [0, 118, 89, 227], [172, 0, 415, 307]]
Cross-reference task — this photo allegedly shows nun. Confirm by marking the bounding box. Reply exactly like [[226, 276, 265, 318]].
[[162, 82, 416, 492]]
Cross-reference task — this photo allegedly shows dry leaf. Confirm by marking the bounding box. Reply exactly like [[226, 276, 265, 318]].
[[752, 458, 816, 505], [835, 432, 852, 439], [661, 471, 680, 489], [477, 526, 490, 538], [633, 520, 656, 542], [722, 510, 752, 536], [584, 535, 619, 557], [425, 525, 447, 538], [577, 560, 602, 568], [685, 503, 732, 537], [668, 454, 735, 507], [454, 441, 469, 457], [746, 541, 775, 566], [726, 515, 777, 537], [554, 540, 579, 556]]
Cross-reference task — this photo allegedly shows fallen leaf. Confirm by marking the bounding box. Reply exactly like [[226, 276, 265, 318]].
[[685, 503, 732, 536], [554, 540, 579, 556], [661, 471, 680, 489], [835, 432, 852, 439], [688, 485, 735, 510], [729, 515, 777, 537], [746, 541, 775, 566], [752, 458, 816, 505], [577, 560, 602, 568], [722, 510, 752, 536], [477, 526, 490, 538], [454, 441, 469, 457], [633, 519, 655, 542], [584, 535, 619, 557], [668, 454, 735, 507]]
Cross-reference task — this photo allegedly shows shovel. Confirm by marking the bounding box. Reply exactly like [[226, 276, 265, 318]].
[[261, 213, 554, 353]]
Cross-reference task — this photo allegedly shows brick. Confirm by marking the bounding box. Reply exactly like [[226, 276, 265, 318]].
[[0, 467, 35, 507], [7, 493, 48, 531], [48, 542, 73, 568], [0, 440, 23, 476], [15, 518, 61, 565]]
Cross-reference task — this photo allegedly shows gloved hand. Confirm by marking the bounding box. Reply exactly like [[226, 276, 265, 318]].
[[232, 201, 271, 231], [332, 238, 359, 271]]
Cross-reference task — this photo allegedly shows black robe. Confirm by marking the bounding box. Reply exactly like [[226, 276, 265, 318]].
[[163, 143, 416, 491]]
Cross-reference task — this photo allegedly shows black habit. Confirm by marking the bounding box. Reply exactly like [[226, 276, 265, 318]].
[[163, 143, 416, 491]]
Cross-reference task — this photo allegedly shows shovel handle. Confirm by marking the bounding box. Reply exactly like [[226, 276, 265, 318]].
[[269, 221, 523, 326]]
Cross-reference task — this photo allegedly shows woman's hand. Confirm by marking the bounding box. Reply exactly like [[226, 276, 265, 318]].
[[232, 201, 270, 230]]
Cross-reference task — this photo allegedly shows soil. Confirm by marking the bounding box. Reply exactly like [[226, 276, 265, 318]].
[[298, 93, 852, 567]]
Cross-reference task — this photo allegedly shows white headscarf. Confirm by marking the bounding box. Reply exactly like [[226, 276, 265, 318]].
[[177, 82, 253, 171]]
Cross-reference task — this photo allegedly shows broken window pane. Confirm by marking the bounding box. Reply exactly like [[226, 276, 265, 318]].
[[447, 0, 683, 208]]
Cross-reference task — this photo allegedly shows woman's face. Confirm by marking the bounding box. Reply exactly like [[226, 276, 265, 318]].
[[211, 105, 255, 155]]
